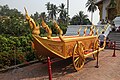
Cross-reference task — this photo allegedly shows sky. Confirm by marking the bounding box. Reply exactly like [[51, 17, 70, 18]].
[[0, 0, 100, 24]]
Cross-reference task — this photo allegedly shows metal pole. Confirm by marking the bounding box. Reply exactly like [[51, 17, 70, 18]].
[[95, 49, 99, 68], [67, 0, 69, 26], [112, 41, 116, 57], [47, 57, 52, 80]]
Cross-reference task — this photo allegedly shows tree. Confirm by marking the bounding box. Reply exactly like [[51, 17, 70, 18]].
[[49, 4, 58, 20], [86, 0, 97, 23], [0, 5, 37, 68], [77, 11, 88, 24], [45, 2, 51, 20], [58, 3, 67, 24], [33, 12, 40, 20], [70, 11, 90, 25], [0, 5, 23, 17], [40, 12, 46, 20]]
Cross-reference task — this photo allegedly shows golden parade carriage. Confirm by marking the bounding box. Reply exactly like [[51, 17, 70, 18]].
[[24, 8, 106, 71]]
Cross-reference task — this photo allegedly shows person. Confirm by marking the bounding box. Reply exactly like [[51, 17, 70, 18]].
[[106, 37, 111, 48], [101, 19, 105, 24], [104, 17, 109, 24], [98, 31, 105, 47], [111, 21, 116, 31]]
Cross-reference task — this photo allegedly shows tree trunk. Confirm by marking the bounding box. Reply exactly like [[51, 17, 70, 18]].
[[91, 12, 93, 24]]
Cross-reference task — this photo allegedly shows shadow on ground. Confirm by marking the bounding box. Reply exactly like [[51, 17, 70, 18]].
[[0, 57, 97, 80]]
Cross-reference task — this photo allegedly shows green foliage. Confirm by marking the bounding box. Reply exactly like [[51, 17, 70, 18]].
[[0, 5, 23, 17], [59, 23, 67, 34], [86, 0, 97, 13], [46, 21, 67, 35], [0, 5, 37, 69], [86, 0, 97, 22], [0, 16, 31, 36], [70, 11, 92, 25], [0, 35, 36, 69]]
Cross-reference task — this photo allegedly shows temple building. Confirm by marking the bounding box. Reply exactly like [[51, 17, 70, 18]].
[[95, 0, 120, 21]]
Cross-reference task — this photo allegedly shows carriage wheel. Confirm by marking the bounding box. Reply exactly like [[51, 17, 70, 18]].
[[73, 41, 85, 71], [93, 38, 99, 60]]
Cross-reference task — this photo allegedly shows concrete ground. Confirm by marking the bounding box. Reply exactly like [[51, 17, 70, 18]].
[[0, 49, 120, 80]]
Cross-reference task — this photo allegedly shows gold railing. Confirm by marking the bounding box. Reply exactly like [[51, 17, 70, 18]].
[[77, 23, 110, 37]]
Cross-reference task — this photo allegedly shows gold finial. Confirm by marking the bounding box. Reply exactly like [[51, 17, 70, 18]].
[[95, 28, 98, 36], [24, 7, 40, 35], [53, 21, 64, 41], [104, 25, 108, 30], [41, 19, 52, 39], [93, 25, 96, 31], [83, 26, 87, 36], [78, 25, 82, 36], [89, 25, 94, 36]]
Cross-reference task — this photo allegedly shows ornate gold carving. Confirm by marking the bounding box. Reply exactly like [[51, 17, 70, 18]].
[[48, 44, 63, 54], [108, 8, 117, 20], [53, 21, 64, 41], [41, 19, 52, 39], [24, 7, 40, 35], [97, 0, 120, 20], [116, 0, 120, 16], [108, 0, 116, 8], [66, 42, 75, 56]]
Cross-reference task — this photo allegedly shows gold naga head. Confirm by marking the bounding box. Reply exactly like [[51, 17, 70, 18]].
[[41, 19, 52, 39], [24, 7, 40, 35], [53, 20, 63, 35], [24, 7, 31, 21], [53, 21, 64, 41]]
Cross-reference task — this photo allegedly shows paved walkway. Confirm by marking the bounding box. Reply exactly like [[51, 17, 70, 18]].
[[0, 49, 120, 80]]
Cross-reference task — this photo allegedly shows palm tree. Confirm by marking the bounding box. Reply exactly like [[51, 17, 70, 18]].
[[58, 3, 67, 24], [67, 0, 69, 25], [40, 12, 46, 20], [33, 12, 39, 20], [86, 0, 97, 23], [45, 2, 51, 20], [70, 11, 89, 25], [49, 4, 58, 20], [77, 11, 88, 24]]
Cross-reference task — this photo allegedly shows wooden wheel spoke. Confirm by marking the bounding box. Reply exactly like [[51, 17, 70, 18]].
[[75, 50, 79, 55], [73, 42, 85, 71], [80, 58, 84, 65], [75, 60, 79, 67], [76, 59, 81, 68], [74, 54, 79, 58], [74, 57, 79, 62]]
